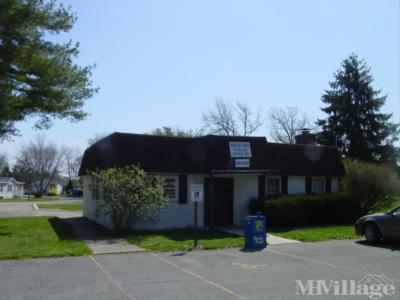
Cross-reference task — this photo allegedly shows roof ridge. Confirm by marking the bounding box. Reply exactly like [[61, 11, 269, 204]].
[[266, 142, 338, 149], [112, 132, 267, 141]]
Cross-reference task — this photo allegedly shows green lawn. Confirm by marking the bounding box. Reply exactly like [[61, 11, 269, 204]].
[[270, 225, 358, 242], [0, 195, 61, 202], [268, 197, 400, 243], [126, 229, 244, 252], [38, 203, 82, 211], [0, 217, 90, 260]]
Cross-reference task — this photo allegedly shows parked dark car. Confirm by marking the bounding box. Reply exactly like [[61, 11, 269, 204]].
[[66, 190, 83, 198], [355, 206, 400, 243]]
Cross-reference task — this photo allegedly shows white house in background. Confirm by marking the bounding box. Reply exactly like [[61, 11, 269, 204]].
[[79, 132, 344, 230], [31, 179, 65, 195], [0, 177, 25, 198]]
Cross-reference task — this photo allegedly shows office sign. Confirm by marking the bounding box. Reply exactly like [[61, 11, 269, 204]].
[[235, 159, 250, 168], [229, 141, 252, 158]]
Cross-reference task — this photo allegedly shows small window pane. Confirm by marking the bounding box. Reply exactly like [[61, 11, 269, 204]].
[[163, 178, 177, 200], [267, 178, 280, 194]]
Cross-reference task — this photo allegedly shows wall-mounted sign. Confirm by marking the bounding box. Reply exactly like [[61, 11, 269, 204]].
[[229, 142, 252, 158], [190, 184, 203, 202], [235, 159, 250, 168]]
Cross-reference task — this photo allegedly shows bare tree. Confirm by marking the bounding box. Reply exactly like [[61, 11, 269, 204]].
[[236, 102, 263, 136], [62, 146, 82, 183], [202, 98, 263, 136], [14, 136, 63, 195], [268, 107, 312, 144]]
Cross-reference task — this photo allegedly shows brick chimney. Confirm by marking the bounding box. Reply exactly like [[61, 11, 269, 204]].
[[295, 129, 316, 145]]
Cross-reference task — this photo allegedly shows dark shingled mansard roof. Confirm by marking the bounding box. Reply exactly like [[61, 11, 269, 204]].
[[79, 132, 344, 176]]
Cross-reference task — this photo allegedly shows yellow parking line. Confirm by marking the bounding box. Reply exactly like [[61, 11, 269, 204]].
[[266, 248, 400, 283], [267, 248, 362, 272], [89, 255, 135, 300], [152, 253, 249, 300]]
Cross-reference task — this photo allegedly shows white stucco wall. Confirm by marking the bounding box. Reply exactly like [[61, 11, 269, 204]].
[[233, 175, 258, 226], [82, 172, 342, 230], [83, 174, 206, 230], [288, 176, 306, 194], [133, 174, 205, 230], [83, 173, 259, 230], [82, 176, 112, 228]]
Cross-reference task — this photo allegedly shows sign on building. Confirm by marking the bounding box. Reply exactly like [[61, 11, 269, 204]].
[[229, 142, 252, 158], [235, 159, 250, 168], [190, 184, 203, 202]]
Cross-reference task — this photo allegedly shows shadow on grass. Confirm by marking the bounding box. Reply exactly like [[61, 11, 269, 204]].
[[51, 216, 121, 243], [48, 217, 82, 241], [355, 239, 400, 252]]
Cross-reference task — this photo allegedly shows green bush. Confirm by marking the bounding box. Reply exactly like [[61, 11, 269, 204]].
[[90, 165, 167, 233], [343, 160, 400, 213], [264, 192, 361, 228]]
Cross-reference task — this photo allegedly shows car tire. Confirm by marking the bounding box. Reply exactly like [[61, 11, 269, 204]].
[[364, 223, 381, 243]]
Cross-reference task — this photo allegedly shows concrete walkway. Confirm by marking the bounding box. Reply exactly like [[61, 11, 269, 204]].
[[220, 227, 301, 245], [0, 201, 144, 255], [62, 217, 145, 255]]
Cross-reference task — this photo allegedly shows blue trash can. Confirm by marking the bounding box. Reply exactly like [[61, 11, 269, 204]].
[[244, 212, 267, 249]]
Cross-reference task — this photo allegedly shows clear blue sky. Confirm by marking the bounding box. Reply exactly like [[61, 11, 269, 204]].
[[1, 0, 399, 163]]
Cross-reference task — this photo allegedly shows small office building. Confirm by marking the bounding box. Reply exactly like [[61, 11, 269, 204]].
[[79, 132, 344, 230]]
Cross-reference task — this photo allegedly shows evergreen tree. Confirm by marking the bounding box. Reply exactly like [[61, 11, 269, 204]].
[[0, 0, 97, 140], [317, 54, 399, 162], [0, 164, 13, 177]]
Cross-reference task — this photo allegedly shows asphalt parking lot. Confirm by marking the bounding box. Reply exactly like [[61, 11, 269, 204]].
[[0, 240, 399, 300]]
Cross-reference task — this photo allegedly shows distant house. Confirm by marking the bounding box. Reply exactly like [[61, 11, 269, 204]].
[[31, 178, 66, 195], [0, 177, 25, 198], [79, 132, 344, 230]]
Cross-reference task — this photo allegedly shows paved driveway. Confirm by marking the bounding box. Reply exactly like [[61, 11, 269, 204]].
[[0, 199, 82, 218], [1, 240, 399, 300]]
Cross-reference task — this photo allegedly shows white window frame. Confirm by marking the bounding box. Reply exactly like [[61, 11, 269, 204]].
[[266, 177, 281, 195], [160, 176, 179, 202], [312, 177, 325, 194]]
